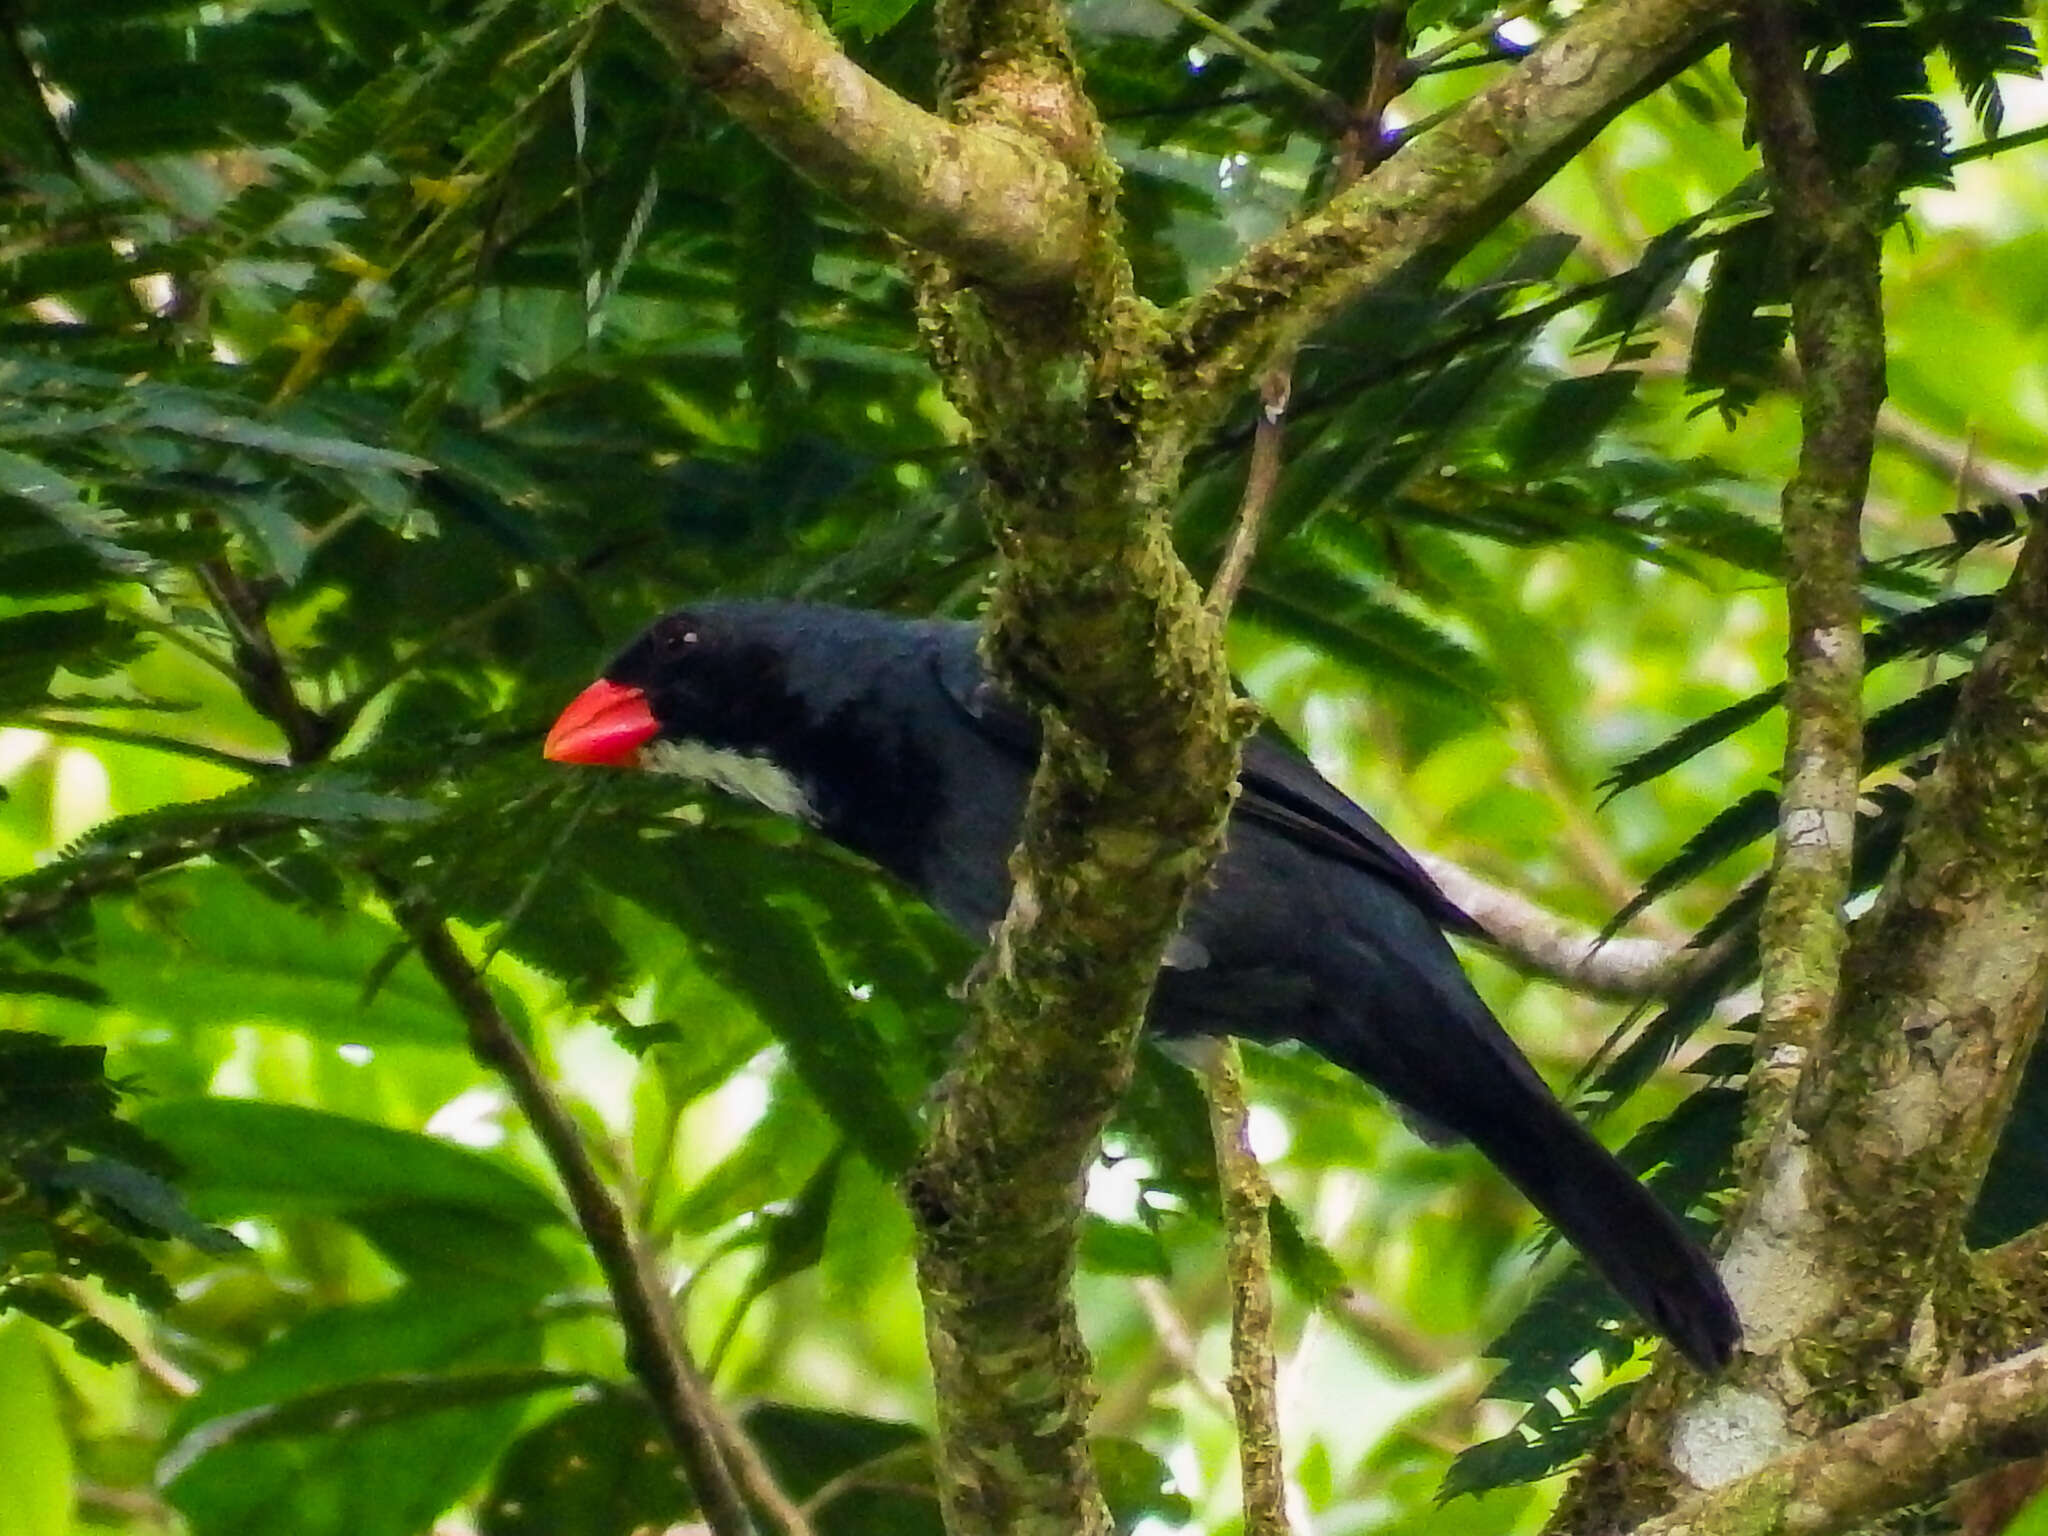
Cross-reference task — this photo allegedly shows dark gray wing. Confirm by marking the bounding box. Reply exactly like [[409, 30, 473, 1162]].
[[1237, 728, 1484, 938], [929, 637, 1484, 940]]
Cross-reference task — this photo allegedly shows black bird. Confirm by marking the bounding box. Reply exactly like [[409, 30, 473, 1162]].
[[546, 600, 1740, 1370]]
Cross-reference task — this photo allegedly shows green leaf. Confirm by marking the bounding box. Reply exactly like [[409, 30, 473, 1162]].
[[1601, 594, 1992, 802], [1601, 788, 1774, 939], [0, 607, 143, 707], [1440, 1384, 1632, 1500], [138, 1099, 563, 1228], [0, 445, 156, 580], [348, 1204, 573, 1295], [0, 968, 106, 1004], [74, 866, 498, 1048], [1096, 1435, 1193, 1530], [41, 1156, 245, 1252], [741, 1400, 938, 1522], [831, 0, 925, 38], [479, 1390, 699, 1536], [2007, 1482, 2048, 1536], [162, 1368, 589, 1484], [1685, 214, 1787, 422], [163, 1284, 548, 1536], [1501, 371, 1643, 476], [0, 1320, 73, 1536], [587, 828, 923, 1176], [1079, 1216, 1171, 1277]]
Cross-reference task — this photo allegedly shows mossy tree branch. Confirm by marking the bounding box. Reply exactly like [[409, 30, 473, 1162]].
[[1556, 511, 2048, 1533], [1159, 0, 1737, 424], [1197, 1041, 1293, 1536], [620, 0, 1089, 289], [1627, 1347, 2048, 1536], [1731, 0, 1887, 1188], [900, 1, 1250, 1533]]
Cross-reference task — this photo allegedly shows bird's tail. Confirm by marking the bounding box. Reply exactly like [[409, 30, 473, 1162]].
[[1463, 1086, 1740, 1371], [1322, 1003, 1740, 1370]]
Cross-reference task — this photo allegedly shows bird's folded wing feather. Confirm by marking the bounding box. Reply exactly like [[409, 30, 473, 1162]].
[[929, 642, 1485, 940]]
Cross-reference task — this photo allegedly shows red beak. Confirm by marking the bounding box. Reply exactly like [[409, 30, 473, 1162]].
[[545, 679, 660, 766]]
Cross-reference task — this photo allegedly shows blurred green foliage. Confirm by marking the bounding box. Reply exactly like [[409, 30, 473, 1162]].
[[1, 0, 2045, 1531]]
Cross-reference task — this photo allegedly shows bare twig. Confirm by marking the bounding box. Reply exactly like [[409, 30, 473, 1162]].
[[1, 825, 245, 935], [1133, 1277, 1234, 1415], [1195, 1039, 1294, 1536], [1142, 0, 1348, 123], [1334, 2, 1412, 186], [14, 715, 278, 775], [1949, 121, 2048, 166], [1330, 1286, 1460, 1376], [384, 886, 761, 1536], [56, 1278, 198, 1398], [701, 1396, 819, 1536], [1414, 852, 1708, 999], [1198, 21, 1427, 1504], [1208, 365, 1294, 617], [1405, 0, 1545, 73], [194, 560, 333, 765]]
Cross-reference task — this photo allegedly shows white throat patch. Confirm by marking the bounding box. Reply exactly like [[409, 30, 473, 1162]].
[[640, 738, 818, 823]]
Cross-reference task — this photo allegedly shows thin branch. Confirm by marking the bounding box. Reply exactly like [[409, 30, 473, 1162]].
[[383, 885, 762, 1536], [1730, 0, 1886, 1177], [14, 715, 279, 775], [1413, 852, 1704, 999], [0, 826, 243, 935], [1405, 0, 1544, 73], [56, 1278, 198, 1398], [700, 1395, 819, 1536], [1163, 0, 1735, 416], [1629, 1347, 2048, 1536], [1334, 4, 1413, 218], [1949, 121, 2048, 166], [619, 0, 1087, 289], [1877, 404, 2040, 509], [1142, 0, 1348, 123], [194, 560, 333, 765], [1208, 365, 1293, 617], [1194, 1040, 1294, 1536], [1132, 1277, 1234, 1415], [1330, 1286, 1460, 1376]]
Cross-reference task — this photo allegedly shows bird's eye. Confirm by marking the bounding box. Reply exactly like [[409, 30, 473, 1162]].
[[656, 621, 700, 657]]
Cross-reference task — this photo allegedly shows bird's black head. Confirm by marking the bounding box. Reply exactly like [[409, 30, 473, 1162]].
[[547, 602, 804, 760], [543, 603, 880, 824]]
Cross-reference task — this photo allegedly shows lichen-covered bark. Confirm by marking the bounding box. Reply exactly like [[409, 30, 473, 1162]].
[[1160, 0, 1737, 426], [622, 0, 1088, 289], [1202, 1042, 1292, 1536], [1557, 517, 2048, 1535], [1732, 2, 1887, 1190], [901, 6, 1252, 1535], [1631, 1347, 2048, 1536]]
